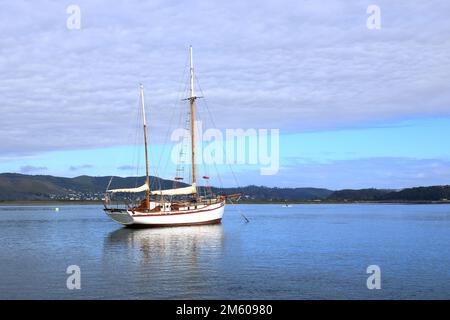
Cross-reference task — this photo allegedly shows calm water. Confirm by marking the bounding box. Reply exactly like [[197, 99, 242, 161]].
[[0, 204, 449, 299]]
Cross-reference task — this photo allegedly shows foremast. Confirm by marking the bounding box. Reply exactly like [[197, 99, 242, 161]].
[[140, 84, 150, 210]]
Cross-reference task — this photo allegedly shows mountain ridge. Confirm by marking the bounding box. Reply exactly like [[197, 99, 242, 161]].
[[0, 173, 332, 201], [0, 173, 449, 202]]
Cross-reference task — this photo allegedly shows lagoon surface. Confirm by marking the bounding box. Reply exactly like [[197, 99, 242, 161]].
[[0, 204, 449, 299]]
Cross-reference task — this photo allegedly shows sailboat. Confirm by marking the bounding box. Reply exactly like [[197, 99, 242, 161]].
[[103, 46, 239, 227]]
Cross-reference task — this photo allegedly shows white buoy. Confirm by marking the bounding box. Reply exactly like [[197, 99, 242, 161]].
[[55, 207, 60, 212]]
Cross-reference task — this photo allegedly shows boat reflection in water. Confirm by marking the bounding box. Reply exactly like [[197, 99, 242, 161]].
[[104, 224, 225, 267]]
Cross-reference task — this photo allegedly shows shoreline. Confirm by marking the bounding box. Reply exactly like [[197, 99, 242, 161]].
[[1, 200, 450, 206]]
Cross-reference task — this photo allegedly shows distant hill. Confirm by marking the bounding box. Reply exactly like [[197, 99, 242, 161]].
[[327, 188, 393, 201], [212, 185, 333, 201], [381, 186, 450, 201], [1, 173, 449, 202], [0, 173, 179, 201], [326, 186, 450, 202], [0, 173, 332, 201]]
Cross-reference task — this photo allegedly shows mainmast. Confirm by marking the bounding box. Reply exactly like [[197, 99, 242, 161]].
[[189, 46, 197, 195], [140, 84, 150, 209]]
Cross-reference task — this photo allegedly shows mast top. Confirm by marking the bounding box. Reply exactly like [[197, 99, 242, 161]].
[[189, 45, 195, 99], [139, 84, 147, 126], [183, 46, 202, 101]]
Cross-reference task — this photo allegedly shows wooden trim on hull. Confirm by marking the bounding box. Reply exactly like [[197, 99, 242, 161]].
[[125, 218, 222, 229]]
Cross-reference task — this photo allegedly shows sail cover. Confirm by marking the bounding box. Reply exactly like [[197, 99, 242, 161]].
[[150, 183, 196, 196], [107, 183, 149, 193]]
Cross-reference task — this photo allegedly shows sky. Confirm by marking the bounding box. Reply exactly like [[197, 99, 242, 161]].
[[1, 0, 450, 189]]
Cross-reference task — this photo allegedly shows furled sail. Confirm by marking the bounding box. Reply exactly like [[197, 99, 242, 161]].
[[150, 183, 196, 196], [107, 183, 149, 193]]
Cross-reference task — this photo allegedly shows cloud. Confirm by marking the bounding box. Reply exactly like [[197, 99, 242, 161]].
[[290, 157, 450, 189], [217, 157, 450, 189], [69, 164, 94, 171], [117, 165, 136, 170], [19, 165, 48, 173], [1, 0, 450, 158]]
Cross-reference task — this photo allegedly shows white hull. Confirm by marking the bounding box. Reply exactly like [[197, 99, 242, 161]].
[[105, 201, 225, 227]]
